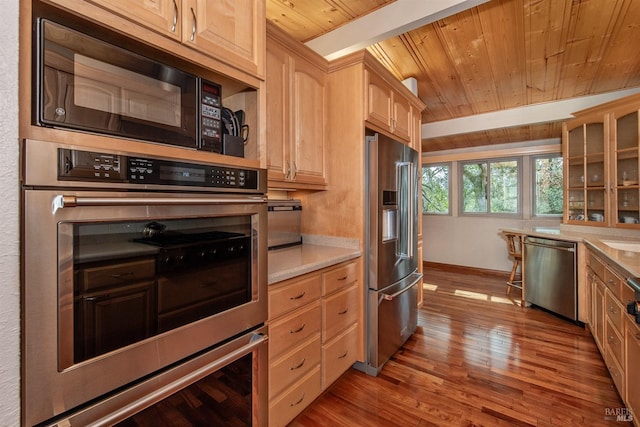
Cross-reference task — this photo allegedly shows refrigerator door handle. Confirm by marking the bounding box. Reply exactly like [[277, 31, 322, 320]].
[[381, 281, 414, 301], [380, 272, 423, 301], [396, 161, 414, 259]]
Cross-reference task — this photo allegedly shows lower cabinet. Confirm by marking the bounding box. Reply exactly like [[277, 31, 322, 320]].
[[267, 258, 361, 426], [587, 248, 639, 426], [625, 317, 640, 422]]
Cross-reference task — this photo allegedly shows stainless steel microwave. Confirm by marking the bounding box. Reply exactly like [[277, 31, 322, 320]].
[[34, 18, 226, 153]]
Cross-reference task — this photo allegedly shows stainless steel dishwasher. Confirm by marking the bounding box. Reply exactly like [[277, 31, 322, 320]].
[[523, 236, 578, 321]]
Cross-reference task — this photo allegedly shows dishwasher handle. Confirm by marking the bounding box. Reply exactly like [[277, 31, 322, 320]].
[[524, 240, 575, 252]]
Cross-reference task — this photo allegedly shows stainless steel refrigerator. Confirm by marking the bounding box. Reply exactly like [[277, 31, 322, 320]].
[[355, 132, 423, 376]]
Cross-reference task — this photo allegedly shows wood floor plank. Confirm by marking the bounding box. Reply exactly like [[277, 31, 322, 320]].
[[290, 266, 630, 426]]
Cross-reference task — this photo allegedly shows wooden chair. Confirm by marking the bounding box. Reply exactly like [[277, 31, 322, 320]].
[[503, 232, 524, 304]]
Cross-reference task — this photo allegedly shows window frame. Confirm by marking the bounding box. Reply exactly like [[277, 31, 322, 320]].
[[421, 162, 452, 215], [458, 157, 522, 217]]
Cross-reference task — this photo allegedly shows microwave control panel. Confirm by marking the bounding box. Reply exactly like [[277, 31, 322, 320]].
[[199, 80, 222, 153], [58, 148, 262, 191]]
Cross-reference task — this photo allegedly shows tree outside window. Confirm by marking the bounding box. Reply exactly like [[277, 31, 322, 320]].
[[533, 155, 563, 216], [462, 159, 519, 214], [422, 164, 450, 214]]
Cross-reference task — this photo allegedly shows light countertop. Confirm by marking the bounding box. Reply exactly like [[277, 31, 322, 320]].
[[500, 225, 640, 281], [268, 239, 361, 285]]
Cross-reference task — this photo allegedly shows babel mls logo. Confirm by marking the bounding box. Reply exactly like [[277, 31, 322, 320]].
[[604, 407, 633, 422]]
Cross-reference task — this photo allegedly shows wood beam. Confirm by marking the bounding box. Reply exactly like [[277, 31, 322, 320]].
[[304, 0, 489, 61], [422, 87, 640, 138]]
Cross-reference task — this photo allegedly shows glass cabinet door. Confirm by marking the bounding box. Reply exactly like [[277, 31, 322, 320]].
[[614, 111, 640, 226], [566, 122, 606, 224]]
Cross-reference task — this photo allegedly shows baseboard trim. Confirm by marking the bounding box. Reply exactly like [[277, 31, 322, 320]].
[[423, 261, 511, 280]]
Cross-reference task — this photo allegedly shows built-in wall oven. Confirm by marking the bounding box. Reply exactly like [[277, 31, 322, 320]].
[[21, 139, 268, 426]]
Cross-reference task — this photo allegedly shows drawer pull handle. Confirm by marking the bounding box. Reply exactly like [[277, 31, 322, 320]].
[[290, 291, 306, 300], [290, 323, 306, 334], [111, 272, 134, 280], [200, 281, 217, 288], [338, 350, 348, 359], [338, 275, 348, 281], [609, 307, 617, 314], [338, 308, 349, 315], [636, 333, 640, 341], [290, 358, 306, 370], [290, 393, 305, 407]]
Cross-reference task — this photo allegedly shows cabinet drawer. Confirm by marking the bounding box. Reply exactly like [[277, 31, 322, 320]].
[[269, 301, 321, 361], [587, 252, 606, 280], [322, 284, 358, 342], [606, 317, 624, 369], [605, 291, 625, 332], [79, 258, 155, 292], [604, 268, 623, 300], [606, 345, 625, 397], [269, 335, 321, 400], [322, 323, 358, 389], [268, 367, 321, 427], [322, 261, 357, 296], [269, 274, 321, 319], [622, 282, 636, 306]]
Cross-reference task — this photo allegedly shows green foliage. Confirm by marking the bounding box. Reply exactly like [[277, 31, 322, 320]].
[[422, 155, 563, 217], [422, 165, 449, 213], [462, 160, 517, 213], [535, 156, 563, 215]]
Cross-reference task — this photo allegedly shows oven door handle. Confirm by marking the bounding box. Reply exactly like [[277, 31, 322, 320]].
[[90, 332, 268, 426], [52, 195, 266, 212]]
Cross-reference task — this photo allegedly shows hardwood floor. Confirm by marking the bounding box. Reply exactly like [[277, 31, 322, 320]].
[[290, 265, 629, 426]]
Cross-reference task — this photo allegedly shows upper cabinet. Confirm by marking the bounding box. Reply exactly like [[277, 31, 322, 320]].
[[365, 68, 412, 143], [181, 0, 264, 78], [46, 0, 265, 79], [266, 23, 328, 190], [563, 93, 640, 228], [84, 0, 182, 40], [611, 106, 640, 226], [564, 115, 609, 225]]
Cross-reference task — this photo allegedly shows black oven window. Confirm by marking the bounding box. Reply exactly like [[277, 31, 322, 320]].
[[115, 353, 253, 426], [70, 216, 253, 363]]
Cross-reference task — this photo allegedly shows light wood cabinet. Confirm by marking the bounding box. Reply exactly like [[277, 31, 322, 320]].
[[266, 23, 327, 190], [365, 68, 412, 143], [79, 0, 264, 77], [267, 257, 361, 426], [586, 247, 640, 425], [591, 272, 605, 349], [320, 260, 360, 389], [563, 93, 640, 228], [182, 0, 264, 77], [625, 317, 640, 423], [563, 114, 609, 225], [267, 272, 322, 427], [83, 0, 182, 40]]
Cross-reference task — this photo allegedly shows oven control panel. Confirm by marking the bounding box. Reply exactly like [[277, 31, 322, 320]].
[[58, 148, 263, 191]]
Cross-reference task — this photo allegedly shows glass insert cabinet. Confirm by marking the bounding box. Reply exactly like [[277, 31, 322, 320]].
[[563, 93, 640, 228]]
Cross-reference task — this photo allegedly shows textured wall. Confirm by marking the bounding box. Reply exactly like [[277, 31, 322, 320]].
[[0, 0, 22, 425]]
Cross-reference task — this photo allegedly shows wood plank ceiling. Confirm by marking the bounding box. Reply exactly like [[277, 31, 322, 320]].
[[266, 0, 640, 152]]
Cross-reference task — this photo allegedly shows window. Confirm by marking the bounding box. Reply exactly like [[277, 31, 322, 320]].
[[461, 159, 519, 215], [421, 164, 450, 214], [533, 155, 563, 216]]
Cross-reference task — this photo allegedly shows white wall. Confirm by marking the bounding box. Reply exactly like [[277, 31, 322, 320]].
[[423, 215, 560, 271], [0, 1, 21, 425]]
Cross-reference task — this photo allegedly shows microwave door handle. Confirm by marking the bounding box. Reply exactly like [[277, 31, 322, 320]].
[[52, 195, 266, 212]]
